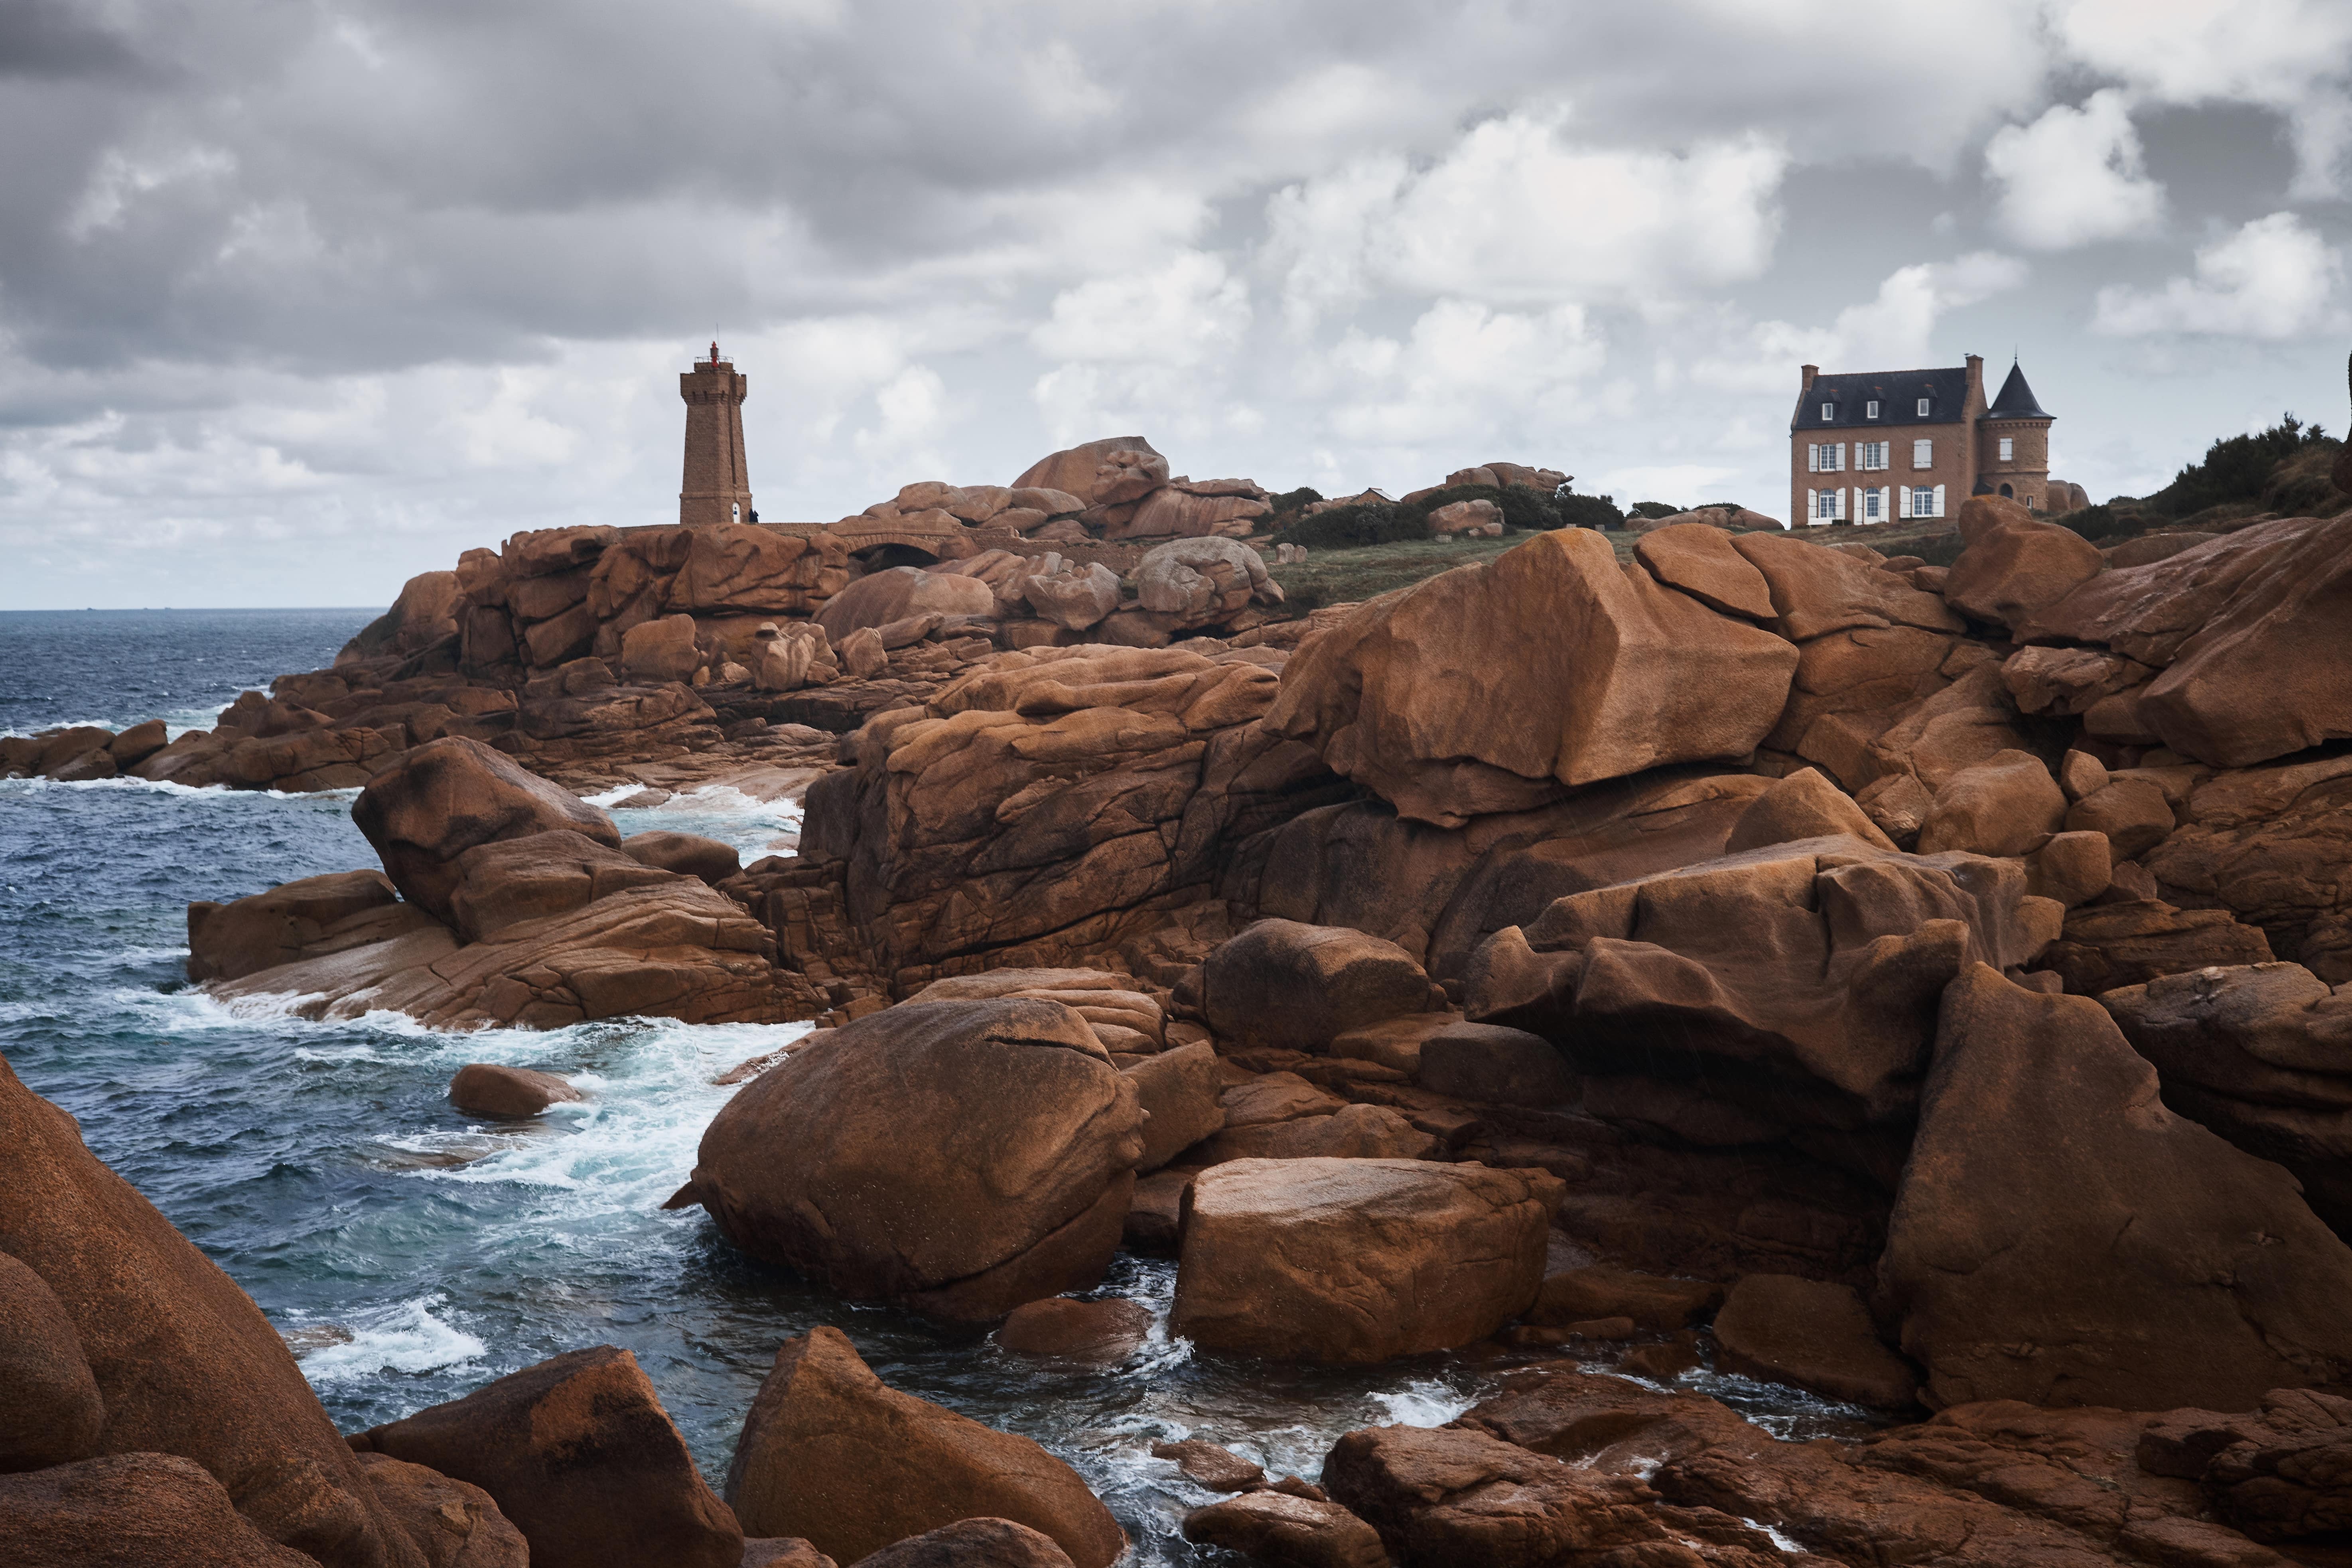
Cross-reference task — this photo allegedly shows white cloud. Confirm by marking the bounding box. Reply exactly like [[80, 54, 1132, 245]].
[[1320, 298, 1605, 446], [2093, 212, 2345, 339], [1692, 252, 2029, 392], [1984, 90, 2165, 249], [1264, 114, 1788, 325], [1030, 252, 1251, 367], [2054, 0, 2352, 196]]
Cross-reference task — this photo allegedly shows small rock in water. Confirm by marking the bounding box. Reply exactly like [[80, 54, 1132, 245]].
[[1713, 1273, 1918, 1410], [851, 1518, 1074, 1567], [713, 1046, 796, 1086], [1182, 1490, 1387, 1568], [1149, 1439, 1264, 1493], [996, 1298, 1151, 1363], [448, 1064, 585, 1120], [612, 788, 672, 809], [1618, 1331, 1703, 1380], [277, 1323, 355, 1358]]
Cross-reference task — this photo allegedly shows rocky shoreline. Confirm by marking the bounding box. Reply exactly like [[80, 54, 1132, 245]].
[[6, 441, 2352, 1565]]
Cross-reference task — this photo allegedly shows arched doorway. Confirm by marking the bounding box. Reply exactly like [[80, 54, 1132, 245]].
[[1999, 483, 2013, 498]]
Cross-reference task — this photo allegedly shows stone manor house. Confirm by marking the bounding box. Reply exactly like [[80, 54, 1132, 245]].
[[1788, 354, 2088, 527]]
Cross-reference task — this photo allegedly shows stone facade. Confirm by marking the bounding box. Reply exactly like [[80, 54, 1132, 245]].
[[1789, 355, 2072, 527], [680, 343, 753, 529]]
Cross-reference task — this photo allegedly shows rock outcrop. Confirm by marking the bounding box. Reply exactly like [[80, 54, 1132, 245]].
[[724, 1326, 1122, 1568], [1266, 527, 1800, 826], [671, 999, 1144, 1320], [1880, 964, 2352, 1410]]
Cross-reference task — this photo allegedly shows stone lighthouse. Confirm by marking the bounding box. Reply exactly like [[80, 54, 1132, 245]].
[[678, 341, 753, 528]]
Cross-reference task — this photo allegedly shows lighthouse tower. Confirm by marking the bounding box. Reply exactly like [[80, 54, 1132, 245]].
[[678, 341, 753, 528]]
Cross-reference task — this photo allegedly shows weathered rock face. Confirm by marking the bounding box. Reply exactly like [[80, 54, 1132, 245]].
[[1942, 511, 2106, 632], [905, 967, 1165, 1053], [1464, 838, 2059, 1137], [803, 644, 1346, 988], [1201, 919, 1433, 1052], [1131, 538, 1283, 629], [353, 1345, 740, 1568], [674, 999, 1144, 1321], [1170, 1157, 1563, 1363], [1109, 481, 1271, 542], [815, 568, 997, 641], [724, 1326, 1122, 1568], [2022, 515, 2352, 769], [1121, 1042, 1224, 1171], [2101, 962, 2352, 1235], [2146, 753, 2352, 982], [353, 1453, 528, 1568], [994, 1297, 1152, 1363], [0, 1054, 425, 1568], [201, 833, 806, 1031], [1880, 964, 2352, 1411], [1634, 523, 1776, 620], [1011, 437, 1169, 509], [1231, 769, 1774, 980], [350, 737, 623, 922], [2147, 1388, 2352, 1543], [1915, 749, 2066, 857], [184, 870, 404, 983], [340, 570, 463, 665], [1180, 1491, 1388, 1568], [0, 1453, 324, 1568], [1265, 529, 1800, 827], [2041, 897, 2274, 996]]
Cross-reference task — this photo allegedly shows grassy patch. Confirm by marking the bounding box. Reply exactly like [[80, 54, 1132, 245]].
[[1262, 531, 1536, 613]]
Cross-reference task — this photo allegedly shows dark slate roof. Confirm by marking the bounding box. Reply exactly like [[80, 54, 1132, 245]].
[[1790, 366, 1971, 431], [1985, 360, 2052, 419]]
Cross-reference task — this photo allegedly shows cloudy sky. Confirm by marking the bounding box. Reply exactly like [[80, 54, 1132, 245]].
[[3, 0, 2348, 608]]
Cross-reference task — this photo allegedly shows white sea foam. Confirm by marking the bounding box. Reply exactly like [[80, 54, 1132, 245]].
[[1372, 1379, 1477, 1428], [0, 772, 357, 803], [296, 1294, 487, 1384]]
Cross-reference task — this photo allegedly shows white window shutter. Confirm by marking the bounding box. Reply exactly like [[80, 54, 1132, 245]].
[[1837, 442, 1847, 472], [1807, 444, 1818, 473], [1898, 485, 1912, 519], [1933, 484, 1946, 518]]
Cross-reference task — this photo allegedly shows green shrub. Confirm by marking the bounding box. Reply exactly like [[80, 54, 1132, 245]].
[[2262, 440, 2350, 517], [1272, 501, 1426, 550], [2051, 503, 2131, 543], [1911, 532, 1968, 566], [1628, 501, 1683, 520], [1268, 485, 1324, 515], [1554, 491, 1625, 530], [2143, 414, 2330, 516]]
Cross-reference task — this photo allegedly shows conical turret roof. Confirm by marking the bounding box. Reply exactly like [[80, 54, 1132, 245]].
[[1987, 359, 2050, 418]]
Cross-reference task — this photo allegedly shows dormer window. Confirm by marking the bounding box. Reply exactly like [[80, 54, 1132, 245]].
[[1865, 401, 1879, 418], [1821, 402, 1834, 420], [1916, 398, 1931, 416]]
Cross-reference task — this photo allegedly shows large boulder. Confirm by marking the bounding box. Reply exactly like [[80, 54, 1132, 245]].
[[852, 1520, 1076, 1568], [1131, 537, 1281, 628], [351, 1345, 741, 1568], [0, 1055, 424, 1568], [1632, 524, 1776, 620], [1170, 1158, 1563, 1362], [1011, 437, 1168, 508], [1710, 1274, 1918, 1409], [350, 737, 622, 922], [1265, 529, 1798, 826], [672, 999, 1144, 1320], [339, 570, 463, 665], [724, 1326, 1121, 1568], [618, 614, 702, 683], [1121, 1041, 1224, 1171], [0, 1453, 323, 1568], [185, 870, 404, 982], [2022, 515, 2352, 768], [1942, 510, 2105, 632], [816, 568, 996, 641], [1464, 838, 2060, 1136], [1181, 1491, 1387, 1568], [1914, 749, 2067, 857], [1020, 562, 1121, 631], [1201, 919, 1432, 1052], [666, 525, 849, 616], [1879, 964, 2352, 1410], [1109, 483, 1270, 541]]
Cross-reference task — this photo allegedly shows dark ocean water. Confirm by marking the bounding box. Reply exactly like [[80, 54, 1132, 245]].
[[0, 608, 1850, 1562]]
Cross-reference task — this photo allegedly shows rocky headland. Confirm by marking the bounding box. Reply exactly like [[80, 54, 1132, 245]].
[[8, 430, 2352, 1566]]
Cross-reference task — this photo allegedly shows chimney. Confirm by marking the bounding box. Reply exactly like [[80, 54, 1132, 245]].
[[1800, 364, 1818, 392], [1965, 353, 1983, 399]]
